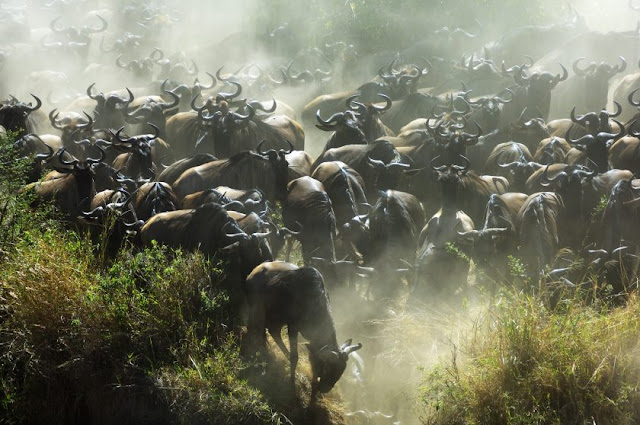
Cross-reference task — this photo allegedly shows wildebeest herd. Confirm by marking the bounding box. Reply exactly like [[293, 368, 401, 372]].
[[4, 0, 640, 396]]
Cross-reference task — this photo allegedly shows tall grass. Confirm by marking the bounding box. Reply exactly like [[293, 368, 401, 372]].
[[0, 222, 283, 424], [418, 287, 640, 425]]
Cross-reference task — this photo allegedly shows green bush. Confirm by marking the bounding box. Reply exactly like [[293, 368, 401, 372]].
[[0, 224, 283, 424]]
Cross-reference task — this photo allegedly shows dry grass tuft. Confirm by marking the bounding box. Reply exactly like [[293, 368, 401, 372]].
[[418, 288, 640, 425]]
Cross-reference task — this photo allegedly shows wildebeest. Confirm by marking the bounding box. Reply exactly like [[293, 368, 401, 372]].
[[517, 191, 564, 276], [283, 176, 337, 263], [460, 192, 527, 288], [0, 94, 44, 137], [172, 143, 290, 202], [157, 153, 217, 186], [245, 261, 362, 395], [412, 156, 474, 301], [23, 145, 105, 222], [140, 202, 272, 278], [366, 189, 425, 298], [312, 139, 415, 200], [132, 181, 179, 221]]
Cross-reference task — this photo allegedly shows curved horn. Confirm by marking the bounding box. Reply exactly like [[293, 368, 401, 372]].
[[233, 104, 254, 121], [514, 66, 531, 84], [159, 86, 180, 110], [452, 155, 471, 172], [222, 220, 246, 241], [494, 88, 514, 104], [49, 109, 64, 130], [430, 155, 446, 172], [255, 140, 269, 156], [629, 87, 640, 108], [367, 156, 386, 170], [115, 54, 128, 69], [463, 119, 483, 138], [86, 145, 106, 165], [33, 142, 54, 162], [76, 112, 94, 129], [50, 16, 65, 32], [615, 56, 627, 74], [373, 93, 392, 112], [87, 82, 100, 100], [316, 110, 344, 126], [190, 93, 206, 112], [280, 140, 294, 154], [248, 99, 277, 113], [610, 101, 623, 118], [57, 147, 79, 167], [541, 164, 568, 185], [498, 161, 524, 170], [598, 119, 625, 141], [86, 15, 107, 33], [345, 92, 361, 109], [218, 80, 242, 100], [573, 57, 588, 76], [150, 47, 164, 61], [24, 94, 42, 112], [146, 122, 160, 139], [195, 72, 216, 90], [113, 126, 130, 144], [553, 63, 569, 85]]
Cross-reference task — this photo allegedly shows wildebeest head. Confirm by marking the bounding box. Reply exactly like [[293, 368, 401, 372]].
[[307, 338, 362, 394], [123, 87, 180, 137], [49, 109, 97, 149], [565, 119, 624, 172], [86, 84, 134, 129], [110, 123, 159, 179], [317, 109, 367, 148], [0, 94, 42, 137], [570, 102, 622, 136], [219, 220, 273, 273], [572, 57, 627, 96], [192, 87, 253, 157], [467, 89, 513, 132], [256, 140, 293, 201], [14, 134, 54, 182], [50, 14, 108, 43], [346, 92, 392, 141], [540, 163, 596, 213], [115, 53, 157, 82], [372, 58, 424, 99], [53, 144, 106, 211], [428, 117, 482, 163], [512, 64, 568, 119]]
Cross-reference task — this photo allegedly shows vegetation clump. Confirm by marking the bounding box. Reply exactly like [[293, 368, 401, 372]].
[[419, 287, 640, 425]]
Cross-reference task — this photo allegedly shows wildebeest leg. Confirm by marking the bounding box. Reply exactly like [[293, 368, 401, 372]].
[[288, 326, 299, 386], [269, 326, 290, 356]]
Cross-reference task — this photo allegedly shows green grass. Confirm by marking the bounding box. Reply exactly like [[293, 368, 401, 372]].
[[0, 221, 281, 424], [418, 288, 640, 425]]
